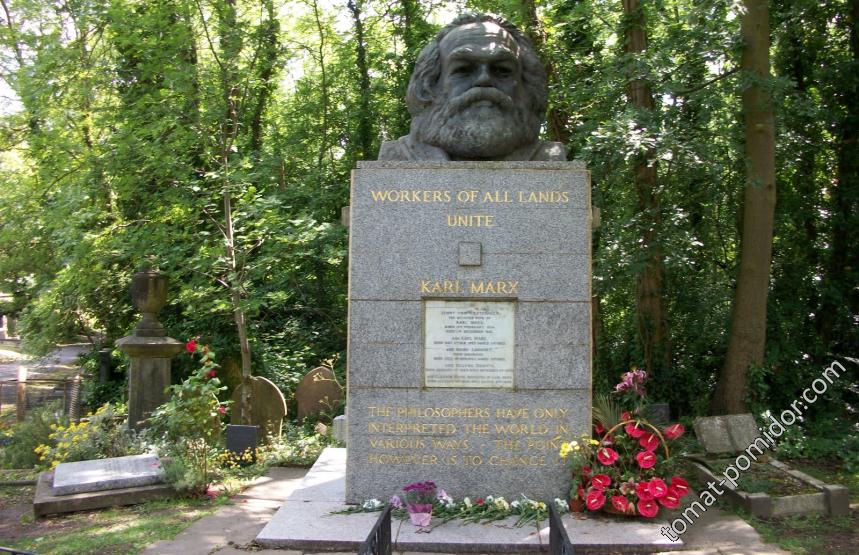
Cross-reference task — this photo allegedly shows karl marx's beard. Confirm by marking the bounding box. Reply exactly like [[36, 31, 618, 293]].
[[414, 87, 540, 159]]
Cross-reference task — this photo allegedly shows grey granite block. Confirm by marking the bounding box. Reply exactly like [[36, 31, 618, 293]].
[[349, 301, 422, 343], [349, 252, 590, 301], [255, 500, 383, 550], [52, 453, 164, 495], [515, 343, 590, 390], [516, 301, 590, 346], [347, 341, 421, 388], [344, 389, 590, 504], [536, 514, 684, 552]]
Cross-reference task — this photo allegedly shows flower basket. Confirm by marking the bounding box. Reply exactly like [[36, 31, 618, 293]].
[[559, 369, 691, 522]]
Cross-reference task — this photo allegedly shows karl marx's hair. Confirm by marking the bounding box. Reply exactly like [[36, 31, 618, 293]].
[[405, 13, 548, 120]]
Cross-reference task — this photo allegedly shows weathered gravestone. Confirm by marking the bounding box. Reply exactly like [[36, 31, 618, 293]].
[[694, 413, 763, 455], [296, 366, 343, 420], [231, 375, 287, 439], [344, 13, 591, 503]]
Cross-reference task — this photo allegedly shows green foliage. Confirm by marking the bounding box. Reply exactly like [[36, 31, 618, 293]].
[[0, 0, 855, 440], [34, 402, 142, 469], [0, 402, 67, 469], [260, 421, 336, 467]]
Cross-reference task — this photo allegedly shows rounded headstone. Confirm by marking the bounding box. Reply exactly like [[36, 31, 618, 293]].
[[230, 376, 287, 440], [296, 367, 343, 420]]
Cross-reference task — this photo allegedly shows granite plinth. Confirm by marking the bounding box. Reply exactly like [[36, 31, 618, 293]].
[[34, 468, 174, 517], [52, 453, 164, 495], [347, 162, 592, 505], [256, 448, 683, 553]]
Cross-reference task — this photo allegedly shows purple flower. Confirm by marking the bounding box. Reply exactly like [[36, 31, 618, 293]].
[[389, 495, 403, 508]]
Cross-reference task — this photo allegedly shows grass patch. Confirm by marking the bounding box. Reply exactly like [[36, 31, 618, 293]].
[[737, 509, 858, 555], [3, 495, 228, 555]]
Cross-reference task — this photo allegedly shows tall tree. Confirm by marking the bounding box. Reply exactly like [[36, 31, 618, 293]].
[[622, 0, 669, 377], [711, 0, 777, 414]]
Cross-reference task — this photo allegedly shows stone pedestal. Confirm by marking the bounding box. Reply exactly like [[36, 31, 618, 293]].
[[117, 270, 183, 430], [345, 161, 592, 503]]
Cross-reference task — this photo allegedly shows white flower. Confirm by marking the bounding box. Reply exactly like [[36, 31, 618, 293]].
[[437, 488, 453, 505], [510, 500, 521, 509], [494, 497, 510, 511], [362, 498, 383, 511], [553, 498, 569, 513], [463, 497, 472, 508]]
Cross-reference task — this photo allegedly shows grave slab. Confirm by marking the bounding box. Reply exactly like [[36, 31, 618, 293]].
[[34, 468, 174, 517], [52, 453, 164, 495], [257, 448, 683, 553]]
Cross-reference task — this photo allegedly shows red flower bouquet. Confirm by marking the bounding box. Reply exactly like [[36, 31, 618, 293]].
[[560, 369, 691, 519]]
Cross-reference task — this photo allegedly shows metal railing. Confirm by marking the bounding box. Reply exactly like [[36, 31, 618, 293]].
[[548, 504, 575, 555], [357, 505, 392, 555], [0, 547, 40, 555]]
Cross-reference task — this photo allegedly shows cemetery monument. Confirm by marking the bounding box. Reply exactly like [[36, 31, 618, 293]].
[[345, 13, 592, 503]]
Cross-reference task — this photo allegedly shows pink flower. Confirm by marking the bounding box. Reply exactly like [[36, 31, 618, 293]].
[[591, 474, 611, 490], [637, 499, 659, 518], [208, 370, 217, 378], [621, 411, 632, 421], [594, 421, 606, 435], [611, 495, 630, 513], [658, 492, 680, 509], [639, 432, 659, 452], [635, 481, 654, 501], [635, 450, 656, 469], [217, 406, 226, 415], [186, 339, 197, 353], [625, 422, 646, 438], [670, 477, 690, 497], [648, 478, 668, 498], [585, 489, 606, 511], [596, 447, 619, 466], [664, 423, 685, 440]]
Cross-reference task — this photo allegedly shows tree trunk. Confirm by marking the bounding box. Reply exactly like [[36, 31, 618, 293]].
[[622, 0, 669, 377], [348, 0, 373, 162], [711, 0, 776, 415], [248, 0, 279, 153]]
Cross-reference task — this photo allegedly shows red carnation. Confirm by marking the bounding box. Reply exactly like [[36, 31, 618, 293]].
[[591, 474, 611, 490], [670, 477, 690, 497], [594, 421, 606, 435], [664, 423, 685, 440], [585, 489, 606, 511], [208, 369, 217, 378], [596, 447, 619, 466], [635, 450, 656, 469], [217, 406, 226, 415], [611, 495, 631, 513], [581, 466, 592, 476], [639, 432, 659, 451], [635, 481, 654, 501], [621, 411, 632, 421], [476, 498, 485, 505], [186, 339, 197, 353], [637, 499, 659, 518]]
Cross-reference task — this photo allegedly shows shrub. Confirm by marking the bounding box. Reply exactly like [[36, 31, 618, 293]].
[[0, 402, 66, 469]]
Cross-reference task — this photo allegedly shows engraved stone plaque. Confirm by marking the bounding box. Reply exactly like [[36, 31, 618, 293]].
[[424, 300, 514, 388]]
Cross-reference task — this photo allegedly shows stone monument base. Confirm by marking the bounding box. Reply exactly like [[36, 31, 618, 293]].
[[34, 469, 174, 517], [256, 448, 683, 552]]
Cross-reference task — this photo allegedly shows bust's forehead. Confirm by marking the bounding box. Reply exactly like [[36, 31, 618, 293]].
[[439, 21, 519, 58]]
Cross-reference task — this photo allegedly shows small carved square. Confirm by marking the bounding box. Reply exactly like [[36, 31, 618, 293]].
[[458, 242, 482, 266]]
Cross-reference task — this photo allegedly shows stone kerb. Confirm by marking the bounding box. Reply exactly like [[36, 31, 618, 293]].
[[345, 161, 592, 503]]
